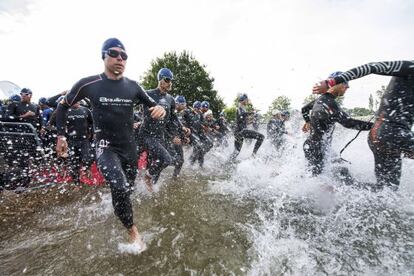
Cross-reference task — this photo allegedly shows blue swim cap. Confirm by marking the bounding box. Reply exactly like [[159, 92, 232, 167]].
[[38, 97, 47, 105], [175, 95, 186, 104], [201, 101, 209, 109], [157, 68, 174, 81], [193, 101, 201, 109], [328, 71, 349, 87], [238, 94, 248, 102], [101, 38, 125, 59]]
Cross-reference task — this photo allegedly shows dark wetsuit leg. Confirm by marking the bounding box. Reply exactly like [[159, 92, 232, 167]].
[[368, 121, 414, 187], [369, 140, 402, 188], [68, 142, 82, 182], [169, 143, 184, 177], [198, 134, 213, 167], [68, 140, 94, 182], [233, 129, 264, 158], [143, 136, 172, 182], [303, 138, 326, 176], [189, 133, 206, 166], [97, 149, 136, 229]]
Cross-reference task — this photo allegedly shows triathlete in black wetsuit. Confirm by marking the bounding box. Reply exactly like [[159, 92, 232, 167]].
[[313, 61, 414, 189], [65, 102, 94, 183], [140, 68, 187, 190], [184, 101, 213, 167], [167, 95, 190, 177], [214, 112, 230, 146], [267, 111, 289, 150], [230, 94, 264, 159], [55, 38, 165, 246], [304, 72, 373, 176]]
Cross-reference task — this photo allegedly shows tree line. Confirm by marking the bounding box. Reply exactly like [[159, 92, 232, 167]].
[[140, 50, 385, 121]]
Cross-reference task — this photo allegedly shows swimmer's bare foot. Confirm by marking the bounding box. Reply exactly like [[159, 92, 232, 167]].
[[144, 174, 153, 193], [128, 225, 146, 250]]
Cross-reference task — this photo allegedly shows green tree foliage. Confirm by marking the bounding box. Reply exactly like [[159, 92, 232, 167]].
[[348, 107, 373, 117], [140, 51, 225, 115], [223, 106, 237, 123], [303, 94, 318, 105], [267, 95, 291, 116]]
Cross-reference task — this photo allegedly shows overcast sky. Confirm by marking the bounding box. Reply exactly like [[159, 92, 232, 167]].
[[0, 0, 413, 111]]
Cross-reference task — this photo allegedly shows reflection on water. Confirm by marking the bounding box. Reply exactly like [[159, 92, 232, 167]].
[[1, 123, 413, 275]]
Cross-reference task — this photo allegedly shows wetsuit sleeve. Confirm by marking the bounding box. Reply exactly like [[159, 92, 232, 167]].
[[167, 100, 183, 137], [135, 83, 157, 107], [48, 110, 57, 126], [302, 100, 315, 123], [46, 94, 64, 108], [333, 61, 414, 84], [86, 108, 94, 136], [336, 109, 373, 130]]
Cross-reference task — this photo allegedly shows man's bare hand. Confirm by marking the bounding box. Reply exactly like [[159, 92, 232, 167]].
[[172, 137, 181, 145], [133, 122, 141, 129], [302, 122, 311, 133], [149, 105, 166, 119], [183, 127, 191, 136], [56, 136, 68, 158], [312, 80, 328, 94], [19, 111, 35, 118]]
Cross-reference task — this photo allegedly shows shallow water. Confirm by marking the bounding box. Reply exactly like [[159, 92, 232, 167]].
[[1, 120, 413, 275]]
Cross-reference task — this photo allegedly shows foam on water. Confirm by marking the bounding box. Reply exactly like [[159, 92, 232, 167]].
[[204, 118, 414, 275], [117, 241, 147, 255]]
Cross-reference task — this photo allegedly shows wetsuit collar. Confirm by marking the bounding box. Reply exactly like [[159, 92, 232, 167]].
[[325, 93, 337, 99], [101, 72, 123, 81], [157, 87, 168, 95]]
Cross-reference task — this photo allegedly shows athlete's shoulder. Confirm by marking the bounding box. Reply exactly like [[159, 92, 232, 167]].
[[76, 74, 103, 87], [166, 93, 175, 101], [123, 77, 141, 87]]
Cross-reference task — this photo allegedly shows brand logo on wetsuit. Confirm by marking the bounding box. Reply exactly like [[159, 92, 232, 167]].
[[99, 97, 132, 103], [68, 115, 87, 119]]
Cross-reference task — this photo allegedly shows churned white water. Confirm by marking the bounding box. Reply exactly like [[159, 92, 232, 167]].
[[205, 117, 414, 275]]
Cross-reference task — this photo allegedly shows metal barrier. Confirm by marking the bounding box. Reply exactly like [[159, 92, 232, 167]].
[[0, 122, 44, 159], [0, 122, 44, 190]]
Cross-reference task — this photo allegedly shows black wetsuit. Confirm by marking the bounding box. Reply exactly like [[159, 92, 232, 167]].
[[232, 106, 264, 158], [56, 73, 157, 229], [267, 118, 287, 150], [65, 106, 94, 182], [133, 111, 143, 151], [165, 116, 186, 177], [139, 88, 180, 183], [330, 61, 414, 187], [302, 94, 373, 175], [182, 108, 213, 167]]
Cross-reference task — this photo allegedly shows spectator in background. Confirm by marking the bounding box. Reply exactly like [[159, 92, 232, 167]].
[[5, 88, 41, 130], [38, 97, 54, 125]]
